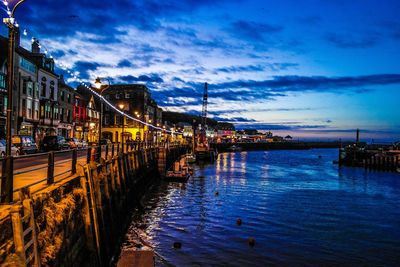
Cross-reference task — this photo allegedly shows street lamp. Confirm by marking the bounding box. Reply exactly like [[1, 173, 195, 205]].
[[2, 0, 25, 202], [4, 0, 25, 157], [118, 103, 125, 149], [92, 77, 110, 144]]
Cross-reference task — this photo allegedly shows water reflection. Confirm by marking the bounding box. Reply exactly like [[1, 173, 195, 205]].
[[123, 149, 400, 267]]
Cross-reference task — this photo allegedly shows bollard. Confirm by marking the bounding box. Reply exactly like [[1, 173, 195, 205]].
[[1, 156, 14, 203], [47, 151, 55, 184], [72, 149, 77, 174]]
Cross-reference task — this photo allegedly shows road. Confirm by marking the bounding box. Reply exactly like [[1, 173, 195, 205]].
[[0, 148, 106, 200]]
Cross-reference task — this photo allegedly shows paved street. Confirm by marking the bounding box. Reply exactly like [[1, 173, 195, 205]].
[[0, 148, 96, 200]]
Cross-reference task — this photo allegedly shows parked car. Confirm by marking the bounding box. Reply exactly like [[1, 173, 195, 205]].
[[0, 140, 20, 157], [11, 135, 38, 155], [81, 140, 88, 148], [66, 138, 78, 149], [41, 136, 69, 152]]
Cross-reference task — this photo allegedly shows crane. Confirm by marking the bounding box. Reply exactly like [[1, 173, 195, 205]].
[[194, 82, 216, 161], [199, 82, 208, 145]]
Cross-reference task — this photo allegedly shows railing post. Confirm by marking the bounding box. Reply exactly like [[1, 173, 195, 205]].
[[72, 149, 77, 174], [117, 143, 120, 154], [47, 151, 55, 185], [1, 156, 14, 203], [87, 146, 92, 164], [105, 144, 109, 158], [96, 145, 101, 162], [111, 144, 115, 157]]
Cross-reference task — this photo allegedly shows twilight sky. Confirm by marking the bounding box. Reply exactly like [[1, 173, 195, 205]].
[[3, 0, 400, 141]]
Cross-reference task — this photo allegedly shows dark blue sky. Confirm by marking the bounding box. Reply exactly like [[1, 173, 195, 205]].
[[4, 0, 400, 141]]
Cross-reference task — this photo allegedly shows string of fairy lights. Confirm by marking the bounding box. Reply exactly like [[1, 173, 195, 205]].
[[1, 0, 175, 134]]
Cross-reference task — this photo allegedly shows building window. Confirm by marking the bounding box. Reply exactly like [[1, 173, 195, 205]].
[[104, 114, 110, 126], [35, 83, 39, 98], [50, 81, 55, 100], [60, 91, 64, 101], [115, 93, 120, 99], [45, 104, 51, 118], [60, 108, 64, 121], [34, 102, 39, 120], [125, 92, 130, 98], [27, 82, 33, 97], [41, 82, 46, 97], [0, 73, 6, 89], [19, 57, 37, 73], [54, 106, 59, 120], [22, 99, 26, 117], [27, 100, 32, 119], [67, 109, 71, 123], [22, 80, 27, 94], [67, 93, 71, 103], [40, 105, 44, 118]]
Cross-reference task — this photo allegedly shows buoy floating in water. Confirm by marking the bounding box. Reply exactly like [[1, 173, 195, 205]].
[[248, 238, 255, 247], [236, 218, 242, 226], [215, 191, 219, 196], [173, 242, 182, 249]]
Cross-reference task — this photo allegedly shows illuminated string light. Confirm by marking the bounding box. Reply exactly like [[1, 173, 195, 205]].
[[0, 12, 173, 134]]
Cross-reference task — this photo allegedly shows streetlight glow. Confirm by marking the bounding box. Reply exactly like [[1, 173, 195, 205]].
[[94, 77, 102, 89]]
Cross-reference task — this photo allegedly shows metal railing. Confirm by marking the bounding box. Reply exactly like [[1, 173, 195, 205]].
[[0, 141, 186, 203]]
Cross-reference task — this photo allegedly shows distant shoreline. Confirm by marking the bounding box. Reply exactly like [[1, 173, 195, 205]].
[[212, 141, 359, 152]]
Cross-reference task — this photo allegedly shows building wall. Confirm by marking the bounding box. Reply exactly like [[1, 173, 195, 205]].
[[57, 80, 75, 138], [102, 84, 159, 142]]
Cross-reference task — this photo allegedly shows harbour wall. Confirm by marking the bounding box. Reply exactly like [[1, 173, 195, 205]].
[[0, 145, 188, 266]]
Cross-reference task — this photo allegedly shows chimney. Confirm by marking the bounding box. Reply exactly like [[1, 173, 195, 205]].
[[15, 27, 20, 47], [31, 38, 40, 53]]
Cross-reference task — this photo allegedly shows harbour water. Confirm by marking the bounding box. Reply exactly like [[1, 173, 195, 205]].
[[123, 149, 400, 266]]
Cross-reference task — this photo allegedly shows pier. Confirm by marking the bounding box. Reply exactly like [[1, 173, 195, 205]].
[[0, 143, 188, 266], [339, 145, 400, 172]]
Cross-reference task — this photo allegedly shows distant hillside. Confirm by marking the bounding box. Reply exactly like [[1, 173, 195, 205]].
[[162, 111, 235, 130]]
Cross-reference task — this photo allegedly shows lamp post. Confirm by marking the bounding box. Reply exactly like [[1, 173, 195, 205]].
[[1, 0, 25, 203], [118, 103, 125, 151], [93, 77, 110, 157], [4, 0, 25, 157]]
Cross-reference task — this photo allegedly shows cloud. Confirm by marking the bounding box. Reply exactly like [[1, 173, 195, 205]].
[[213, 117, 257, 123], [73, 61, 105, 79], [227, 20, 283, 41], [213, 63, 298, 74], [213, 74, 400, 94], [118, 74, 164, 83], [117, 59, 136, 68], [325, 32, 380, 48]]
